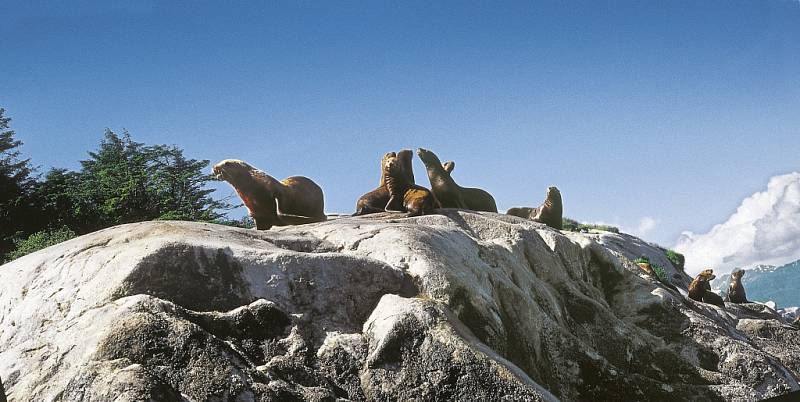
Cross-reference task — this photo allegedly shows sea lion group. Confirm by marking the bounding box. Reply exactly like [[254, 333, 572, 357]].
[[382, 151, 438, 216], [214, 148, 563, 229], [213, 151, 774, 314], [415, 148, 498, 212], [354, 150, 416, 216], [688, 268, 752, 308]]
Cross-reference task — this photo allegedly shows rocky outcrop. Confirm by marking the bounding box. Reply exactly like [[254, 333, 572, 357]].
[[1, 211, 798, 401]]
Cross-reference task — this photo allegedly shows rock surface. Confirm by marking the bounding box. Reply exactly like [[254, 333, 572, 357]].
[[1, 210, 799, 401]]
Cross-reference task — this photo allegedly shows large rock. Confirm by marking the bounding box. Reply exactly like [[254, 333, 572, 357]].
[[1, 211, 798, 401]]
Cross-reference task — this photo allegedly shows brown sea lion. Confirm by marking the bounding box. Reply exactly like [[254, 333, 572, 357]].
[[354, 150, 415, 216], [416, 148, 497, 212], [506, 187, 563, 229], [383, 152, 439, 216], [725, 269, 749, 303], [637, 261, 655, 277], [688, 269, 725, 307], [506, 207, 536, 219], [634, 258, 681, 292], [213, 159, 326, 230], [703, 288, 725, 307]]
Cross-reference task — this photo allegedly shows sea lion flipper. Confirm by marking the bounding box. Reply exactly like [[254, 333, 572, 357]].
[[254, 218, 273, 230], [385, 195, 405, 212], [354, 205, 385, 216]]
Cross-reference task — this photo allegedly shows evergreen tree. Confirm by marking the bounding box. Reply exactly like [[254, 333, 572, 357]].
[[3, 125, 236, 261], [0, 108, 37, 257], [78, 129, 154, 229], [148, 144, 231, 222], [32, 168, 89, 232], [62, 129, 233, 232]]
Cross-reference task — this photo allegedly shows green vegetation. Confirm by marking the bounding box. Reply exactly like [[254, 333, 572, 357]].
[[1, 108, 39, 259], [664, 249, 685, 271], [1, 108, 240, 263], [5, 227, 77, 261], [651, 264, 668, 283], [562, 217, 620, 233], [632, 256, 669, 283]]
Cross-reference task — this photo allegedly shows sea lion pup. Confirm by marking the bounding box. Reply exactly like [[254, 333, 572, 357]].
[[354, 150, 415, 216], [416, 148, 498, 212], [688, 269, 725, 307], [506, 187, 563, 229], [725, 269, 749, 303], [213, 159, 326, 230], [382, 152, 438, 216]]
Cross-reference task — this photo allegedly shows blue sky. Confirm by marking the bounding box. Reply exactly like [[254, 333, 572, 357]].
[[2, 1, 799, 250]]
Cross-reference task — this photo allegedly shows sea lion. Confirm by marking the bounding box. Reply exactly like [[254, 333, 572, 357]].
[[416, 148, 497, 212], [213, 159, 326, 230], [637, 261, 655, 277], [354, 150, 415, 216], [506, 207, 536, 219], [506, 187, 563, 229], [703, 288, 725, 307], [634, 258, 681, 292], [725, 269, 748, 303], [383, 152, 438, 216], [688, 269, 725, 307]]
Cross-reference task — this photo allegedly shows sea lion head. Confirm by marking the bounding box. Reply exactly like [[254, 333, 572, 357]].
[[382, 152, 401, 175], [697, 269, 716, 281], [546, 186, 562, 201], [213, 159, 260, 186], [213, 159, 277, 223], [732, 270, 745, 280], [416, 148, 443, 169]]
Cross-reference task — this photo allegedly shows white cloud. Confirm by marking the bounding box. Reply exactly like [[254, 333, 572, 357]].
[[675, 172, 800, 275], [636, 216, 658, 236]]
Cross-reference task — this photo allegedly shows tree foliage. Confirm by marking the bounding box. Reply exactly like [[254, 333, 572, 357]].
[[1, 110, 237, 262], [0, 108, 38, 256], [37, 129, 234, 234], [147, 143, 229, 222], [6, 227, 76, 261]]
